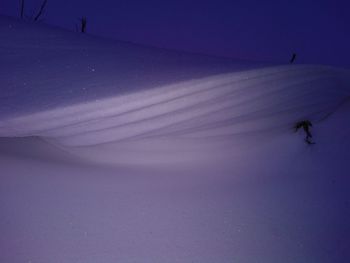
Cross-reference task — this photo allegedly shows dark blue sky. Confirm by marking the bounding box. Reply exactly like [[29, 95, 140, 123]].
[[2, 0, 350, 67]]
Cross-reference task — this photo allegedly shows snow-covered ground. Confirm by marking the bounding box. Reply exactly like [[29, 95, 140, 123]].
[[0, 16, 349, 263]]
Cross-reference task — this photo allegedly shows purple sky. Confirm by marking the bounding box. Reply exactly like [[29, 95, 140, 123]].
[[2, 0, 350, 67]]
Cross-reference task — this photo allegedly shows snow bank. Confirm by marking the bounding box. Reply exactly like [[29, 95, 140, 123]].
[[1, 64, 349, 164], [1, 15, 350, 263], [1, 15, 349, 165]]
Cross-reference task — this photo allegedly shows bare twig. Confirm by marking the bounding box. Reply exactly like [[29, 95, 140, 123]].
[[34, 0, 48, 21], [80, 17, 87, 33], [290, 53, 296, 64], [20, 0, 25, 19]]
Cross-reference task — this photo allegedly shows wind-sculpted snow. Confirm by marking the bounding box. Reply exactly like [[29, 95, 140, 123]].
[[0, 15, 349, 164], [0, 15, 265, 118], [1, 15, 350, 263], [1, 63, 349, 164]]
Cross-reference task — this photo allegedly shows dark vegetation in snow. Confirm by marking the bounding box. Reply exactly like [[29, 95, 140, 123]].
[[290, 53, 297, 64], [19, 0, 48, 22], [34, 0, 48, 22], [20, 0, 24, 19], [294, 120, 315, 145], [80, 17, 87, 33]]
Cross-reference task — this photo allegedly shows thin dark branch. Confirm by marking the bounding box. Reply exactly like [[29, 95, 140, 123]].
[[34, 0, 48, 21], [20, 0, 25, 19], [80, 17, 87, 33], [290, 53, 296, 64]]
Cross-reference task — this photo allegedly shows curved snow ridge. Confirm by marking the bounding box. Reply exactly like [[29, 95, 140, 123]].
[[0, 65, 349, 162]]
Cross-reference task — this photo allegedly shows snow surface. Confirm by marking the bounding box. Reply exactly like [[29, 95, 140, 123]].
[[0, 16, 350, 263]]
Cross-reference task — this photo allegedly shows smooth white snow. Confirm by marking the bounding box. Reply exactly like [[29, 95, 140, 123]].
[[0, 15, 350, 263]]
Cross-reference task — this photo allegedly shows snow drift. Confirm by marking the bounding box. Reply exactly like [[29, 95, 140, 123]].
[[1, 16, 349, 164], [1, 15, 350, 263], [1, 65, 349, 164]]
